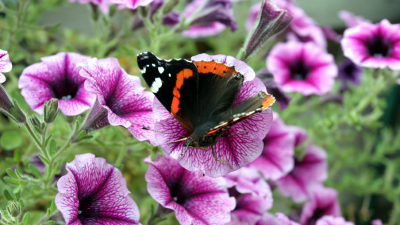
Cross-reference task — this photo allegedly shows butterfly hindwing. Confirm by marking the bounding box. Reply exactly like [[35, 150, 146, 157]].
[[137, 52, 199, 132]]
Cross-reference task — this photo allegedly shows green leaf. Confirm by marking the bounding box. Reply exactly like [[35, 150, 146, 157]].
[[29, 164, 43, 179], [6, 168, 19, 179], [38, 154, 50, 165], [76, 130, 86, 141], [0, 131, 23, 150], [47, 22, 61, 34], [14, 185, 22, 194], [14, 150, 21, 162], [19, 180, 27, 186], [50, 201, 56, 213], [45, 134, 53, 147], [49, 139, 57, 156], [22, 212, 31, 225], [4, 189, 14, 201], [4, 177, 20, 186]]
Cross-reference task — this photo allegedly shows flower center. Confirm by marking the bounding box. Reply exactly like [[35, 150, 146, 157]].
[[367, 37, 392, 57], [290, 61, 310, 80], [307, 208, 325, 225], [51, 77, 80, 100]]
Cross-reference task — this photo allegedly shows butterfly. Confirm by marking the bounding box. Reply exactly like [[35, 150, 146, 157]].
[[137, 52, 275, 168]]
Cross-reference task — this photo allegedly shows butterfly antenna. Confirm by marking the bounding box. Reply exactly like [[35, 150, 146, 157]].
[[211, 146, 233, 170], [141, 127, 186, 138], [168, 137, 189, 144], [180, 146, 189, 157]]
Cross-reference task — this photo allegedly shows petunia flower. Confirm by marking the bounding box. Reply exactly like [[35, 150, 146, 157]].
[[0, 50, 12, 83], [277, 143, 328, 203], [342, 19, 400, 70], [242, 0, 292, 59], [182, 0, 237, 38], [337, 58, 363, 92], [257, 212, 300, 225], [256, 69, 292, 110], [248, 112, 295, 180], [316, 216, 354, 225], [19, 52, 96, 116], [111, 0, 154, 9], [144, 154, 235, 225], [338, 10, 371, 28], [371, 219, 383, 225], [299, 186, 342, 225], [55, 153, 140, 225], [132, 0, 180, 29], [79, 57, 156, 145], [153, 54, 273, 177], [69, 0, 112, 14], [267, 42, 338, 96]]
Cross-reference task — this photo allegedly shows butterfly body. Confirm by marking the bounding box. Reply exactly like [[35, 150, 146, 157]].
[[137, 52, 275, 154]]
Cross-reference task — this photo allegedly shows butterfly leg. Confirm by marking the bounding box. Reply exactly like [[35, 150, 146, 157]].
[[211, 145, 233, 170], [222, 132, 249, 137]]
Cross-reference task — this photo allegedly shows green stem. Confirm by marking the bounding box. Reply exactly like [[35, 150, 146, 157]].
[[41, 124, 48, 147], [115, 143, 127, 166], [24, 123, 49, 159], [52, 140, 72, 160]]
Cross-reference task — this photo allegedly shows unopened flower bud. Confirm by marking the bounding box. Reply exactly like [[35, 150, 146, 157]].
[[0, 85, 26, 123], [43, 98, 60, 124], [241, 0, 293, 60], [7, 201, 21, 217]]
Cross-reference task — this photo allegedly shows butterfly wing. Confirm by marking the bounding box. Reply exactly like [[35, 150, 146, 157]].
[[137, 52, 199, 132]]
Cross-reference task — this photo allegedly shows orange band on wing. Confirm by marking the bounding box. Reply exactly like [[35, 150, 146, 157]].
[[194, 61, 237, 76], [171, 69, 194, 114], [261, 93, 276, 110]]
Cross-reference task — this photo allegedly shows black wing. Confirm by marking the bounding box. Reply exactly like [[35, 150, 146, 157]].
[[137, 52, 199, 132]]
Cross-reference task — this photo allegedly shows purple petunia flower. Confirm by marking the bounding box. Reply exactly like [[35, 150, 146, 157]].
[[371, 219, 383, 225], [277, 143, 328, 203], [19, 52, 96, 116], [111, 0, 154, 9], [152, 54, 273, 177], [338, 10, 371, 28], [256, 69, 292, 110], [144, 154, 235, 225], [337, 58, 363, 92], [55, 153, 140, 225], [257, 212, 300, 225], [342, 19, 400, 70], [182, 0, 237, 38], [267, 42, 338, 96], [299, 186, 342, 225], [132, 0, 180, 29], [316, 216, 354, 225], [69, 0, 112, 14], [79, 57, 156, 145], [248, 112, 295, 180], [0, 50, 12, 83]]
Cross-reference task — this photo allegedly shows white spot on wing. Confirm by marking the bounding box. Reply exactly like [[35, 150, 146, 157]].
[[169, 73, 171, 77], [140, 67, 146, 74], [152, 64, 156, 67], [158, 67, 165, 74], [151, 77, 163, 93]]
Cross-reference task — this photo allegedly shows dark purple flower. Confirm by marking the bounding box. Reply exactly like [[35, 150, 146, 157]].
[[277, 143, 328, 203], [338, 10, 371, 28], [299, 186, 341, 225], [152, 54, 273, 177], [132, 0, 180, 29], [371, 219, 383, 225], [337, 58, 363, 92], [267, 42, 338, 96], [256, 69, 292, 110], [55, 153, 140, 225], [248, 112, 295, 180], [342, 19, 400, 70], [79, 57, 156, 145], [243, 0, 293, 59], [0, 50, 12, 83], [316, 216, 354, 225], [257, 213, 300, 225], [19, 52, 95, 116], [182, 0, 237, 38], [225, 167, 273, 225], [144, 154, 235, 225]]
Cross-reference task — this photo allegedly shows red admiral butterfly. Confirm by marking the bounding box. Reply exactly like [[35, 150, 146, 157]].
[[137, 52, 275, 168]]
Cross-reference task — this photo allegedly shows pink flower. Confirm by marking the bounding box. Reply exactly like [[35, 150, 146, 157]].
[[256, 212, 300, 225], [341, 19, 400, 70], [0, 50, 12, 83], [299, 186, 342, 225], [152, 54, 273, 177], [19, 52, 96, 116], [111, 0, 154, 9], [267, 42, 338, 96], [277, 143, 328, 203], [371, 219, 383, 225], [316, 216, 354, 225], [248, 112, 295, 180], [79, 57, 156, 144], [182, 0, 237, 38], [55, 153, 140, 225], [145, 154, 235, 225]]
